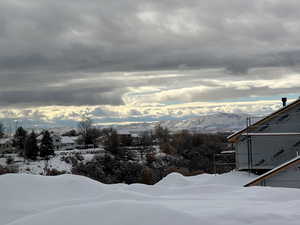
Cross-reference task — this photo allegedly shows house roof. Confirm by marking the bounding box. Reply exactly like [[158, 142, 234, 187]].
[[61, 136, 75, 144], [118, 130, 131, 135], [36, 134, 43, 141], [131, 134, 140, 138], [37, 133, 61, 141], [244, 155, 300, 187], [0, 138, 11, 144], [227, 98, 300, 143]]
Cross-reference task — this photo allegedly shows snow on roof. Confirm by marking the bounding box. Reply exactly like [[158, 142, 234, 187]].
[[36, 135, 43, 140], [244, 155, 300, 187], [220, 150, 235, 154], [118, 130, 131, 135], [69, 136, 79, 141], [0, 138, 11, 144], [61, 136, 75, 144], [37, 132, 61, 140]]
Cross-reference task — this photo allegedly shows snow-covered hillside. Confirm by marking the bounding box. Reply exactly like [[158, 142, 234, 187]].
[[158, 113, 248, 132], [2, 172, 300, 225]]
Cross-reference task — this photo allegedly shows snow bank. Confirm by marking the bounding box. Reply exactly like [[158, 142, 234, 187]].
[[2, 172, 300, 225], [6, 201, 199, 225]]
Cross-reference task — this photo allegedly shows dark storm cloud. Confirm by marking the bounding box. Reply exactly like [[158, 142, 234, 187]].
[[0, 0, 300, 106], [0, 87, 125, 107]]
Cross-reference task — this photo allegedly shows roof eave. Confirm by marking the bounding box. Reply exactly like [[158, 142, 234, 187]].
[[244, 156, 300, 187]]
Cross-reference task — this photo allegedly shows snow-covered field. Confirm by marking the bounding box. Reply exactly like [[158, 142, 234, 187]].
[[2, 171, 300, 225]]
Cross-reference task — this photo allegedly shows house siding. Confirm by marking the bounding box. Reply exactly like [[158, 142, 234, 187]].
[[256, 164, 300, 188], [236, 104, 300, 170]]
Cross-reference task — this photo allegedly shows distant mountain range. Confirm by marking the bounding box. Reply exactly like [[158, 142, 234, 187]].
[[1, 112, 250, 135], [102, 113, 250, 134]]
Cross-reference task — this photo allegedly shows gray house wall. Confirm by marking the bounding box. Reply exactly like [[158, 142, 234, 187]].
[[256, 163, 300, 188], [235, 104, 300, 170]]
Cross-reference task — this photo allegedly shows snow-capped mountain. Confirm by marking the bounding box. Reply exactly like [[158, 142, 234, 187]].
[[158, 113, 249, 133], [109, 113, 249, 134], [2, 113, 249, 134]]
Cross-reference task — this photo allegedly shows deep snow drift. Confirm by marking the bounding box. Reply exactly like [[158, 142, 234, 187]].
[[2, 172, 300, 225]]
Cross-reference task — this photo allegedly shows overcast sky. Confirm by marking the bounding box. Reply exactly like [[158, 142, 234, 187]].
[[0, 0, 300, 127]]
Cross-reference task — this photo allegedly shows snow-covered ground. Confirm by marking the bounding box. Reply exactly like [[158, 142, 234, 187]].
[[0, 148, 105, 175], [2, 171, 300, 225]]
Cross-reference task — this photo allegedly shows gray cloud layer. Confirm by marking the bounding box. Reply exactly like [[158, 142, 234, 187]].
[[0, 0, 300, 106]]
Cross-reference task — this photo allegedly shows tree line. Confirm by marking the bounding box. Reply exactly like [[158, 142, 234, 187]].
[[13, 127, 54, 160], [73, 124, 231, 185]]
